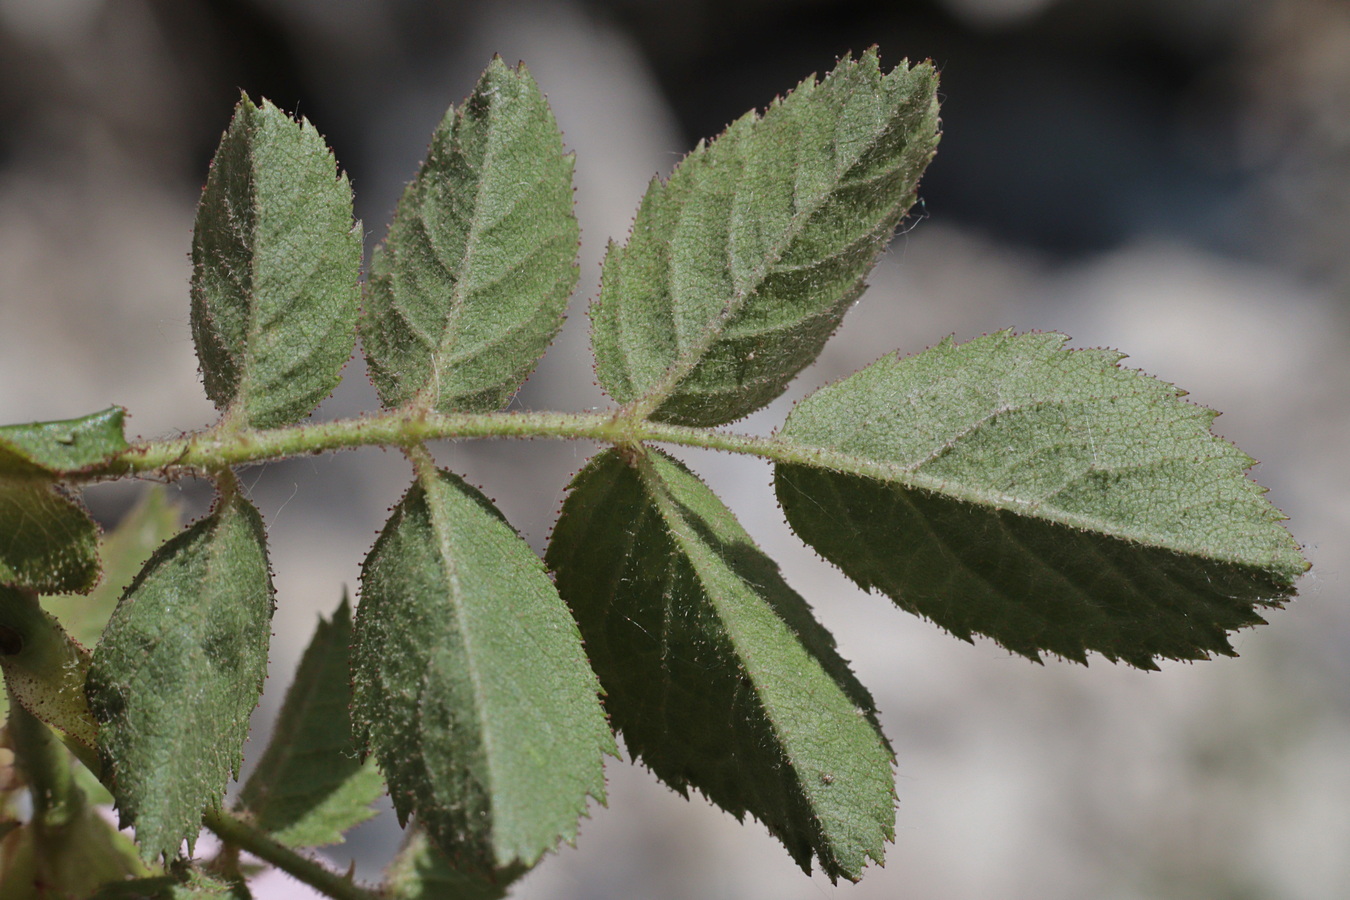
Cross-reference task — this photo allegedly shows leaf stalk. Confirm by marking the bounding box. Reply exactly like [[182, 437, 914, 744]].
[[203, 809, 383, 900], [97, 409, 828, 478]]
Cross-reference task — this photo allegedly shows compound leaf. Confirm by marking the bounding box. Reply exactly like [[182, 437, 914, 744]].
[[351, 468, 611, 874], [775, 331, 1309, 668], [87, 492, 276, 861], [238, 595, 382, 848], [547, 448, 894, 882], [0, 482, 99, 594], [0, 407, 128, 477], [591, 49, 939, 426], [191, 95, 361, 429], [362, 57, 579, 412]]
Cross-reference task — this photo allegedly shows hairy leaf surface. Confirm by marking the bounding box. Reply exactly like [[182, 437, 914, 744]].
[[362, 58, 579, 412], [191, 95, 361, 429], [0, 407, 128, 477], [0, 482, 99, 594], [547, 448, 894, 882], [239, 596, 382, 848], [591, 50, 939, 426], [87, 493, 276, 860], [776, 331, 1308, 667], [384, 828, 523, 900], [352, 468, 611, 873]]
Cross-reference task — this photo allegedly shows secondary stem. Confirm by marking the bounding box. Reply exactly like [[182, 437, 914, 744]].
[[204, 809, 382, 900], [96, 409, 849, 479]]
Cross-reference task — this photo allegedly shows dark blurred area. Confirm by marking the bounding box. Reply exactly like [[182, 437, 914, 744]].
[[2, 1, 1348, 898], [2, 0, 1345, 267], [606, 0, 1238, 257]]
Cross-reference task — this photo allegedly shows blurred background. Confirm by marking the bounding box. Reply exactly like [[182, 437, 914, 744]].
[[2, 0, 1348, 897]]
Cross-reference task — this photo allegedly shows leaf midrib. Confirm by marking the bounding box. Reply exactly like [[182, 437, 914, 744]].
[[638, 452, 883, 874], [774, 439, 1272, 569], [414, 91, 534, 413], [419, 473, 497, 845], [633, 81, 895, 417], [235, 112, 282, 417], [637, 454, 812, 803], [130, 506, 232, 852]]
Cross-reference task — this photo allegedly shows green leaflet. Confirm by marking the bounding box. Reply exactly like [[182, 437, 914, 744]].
[[0, 405, 119, 594], [0, 407, 128, 477], [361, 58, 580, 412], [351, 467, 612, 874], [0, 586, 99, 756], [191, 95, 361, 430], [0, 482, 99, 594], [546, 448, 894, 882], [44, 486, 181, 651], [238, 596, 382, 848], [775, 331, 1309, 668], [383, 828, 522, 900], [591, 49, 939, 426], [86, 493, 276, 861]]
